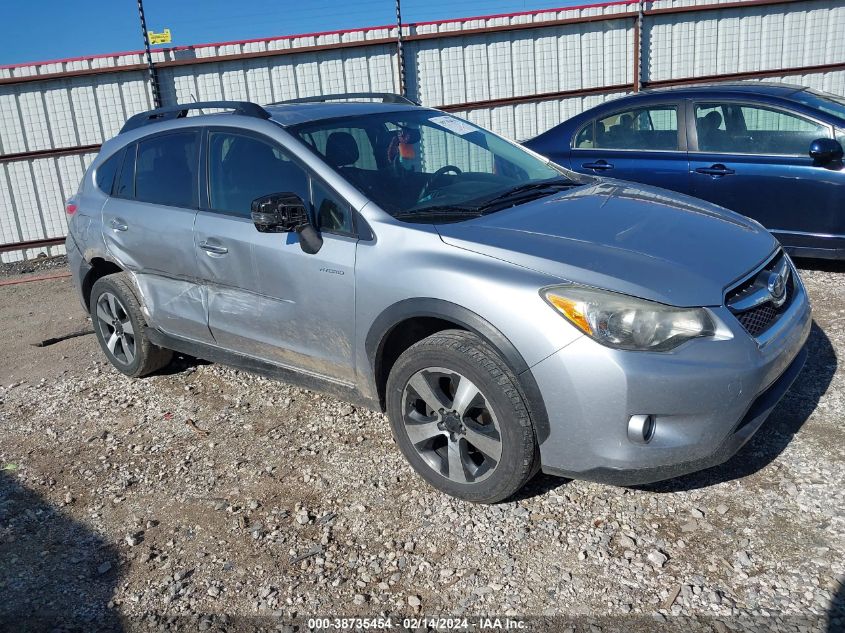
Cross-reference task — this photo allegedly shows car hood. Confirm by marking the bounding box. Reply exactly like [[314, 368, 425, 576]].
[[436, 180, 779, 307]]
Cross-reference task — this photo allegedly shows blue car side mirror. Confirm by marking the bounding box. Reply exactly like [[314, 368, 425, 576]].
[[809, 138, 844, 165]]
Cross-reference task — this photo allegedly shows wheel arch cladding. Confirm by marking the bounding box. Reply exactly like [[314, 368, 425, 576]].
[[366, 298, 551, 444], [82, 258, 123, 312]]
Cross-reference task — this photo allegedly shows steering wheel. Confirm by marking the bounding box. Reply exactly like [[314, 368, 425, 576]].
[[418, 165, 463, 201]]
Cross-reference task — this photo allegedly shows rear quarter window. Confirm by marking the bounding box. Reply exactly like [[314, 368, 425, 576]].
[[94, 149, 124, 195], [573, 122, 594, 149], [114, 144, 137, 199]]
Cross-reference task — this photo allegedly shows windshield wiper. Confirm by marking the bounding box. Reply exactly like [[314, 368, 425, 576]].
[[393, 205, 484, 220], [477, 178, 576, 212]]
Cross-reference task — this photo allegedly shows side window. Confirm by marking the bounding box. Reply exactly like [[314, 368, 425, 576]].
[[312, 179, 353, 234], [114, 144, 137, 199], [695, 103, 830, 155], [207, 131, 309, 218], [135, 131, 199, 208], [595, 105, 679, 151], [573, 122, 594, 149], [95, 149, 123, 195]]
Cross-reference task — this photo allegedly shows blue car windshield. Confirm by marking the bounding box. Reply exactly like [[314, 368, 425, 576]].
[[792, 88, 845, 122], [290, 110, 570, 219]]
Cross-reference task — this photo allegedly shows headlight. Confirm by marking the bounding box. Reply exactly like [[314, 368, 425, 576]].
[[542, 285, 715, 351]]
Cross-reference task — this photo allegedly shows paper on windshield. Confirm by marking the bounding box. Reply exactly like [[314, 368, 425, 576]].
[[429, 115, 477, 135]]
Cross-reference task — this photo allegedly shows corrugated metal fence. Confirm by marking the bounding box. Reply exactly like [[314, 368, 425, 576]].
[[1, 0, 844, 261]]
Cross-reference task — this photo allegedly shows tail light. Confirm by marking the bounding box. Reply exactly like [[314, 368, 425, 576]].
[[65, 201, 78, 215]]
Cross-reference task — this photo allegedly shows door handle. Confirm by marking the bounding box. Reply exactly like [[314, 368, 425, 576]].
[[695, 164, 735, 177], [199, 241, 228, 255], [109, 218, 128, 232], [582, 160, 614, 171]]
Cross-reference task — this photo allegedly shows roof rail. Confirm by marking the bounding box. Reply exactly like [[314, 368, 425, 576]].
[[273, 92, 419, 106], [120, 101, 271, 133]]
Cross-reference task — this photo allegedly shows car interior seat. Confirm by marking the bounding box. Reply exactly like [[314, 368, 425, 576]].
[[595, 120, 607, 147], [608, 113, 634, 148], [324, 131, 365, 190], [697, 110, 726, 151], [325, 132, 360, 169]]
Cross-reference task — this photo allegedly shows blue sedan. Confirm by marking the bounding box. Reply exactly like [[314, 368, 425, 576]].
[[525, 83, 845, 259]]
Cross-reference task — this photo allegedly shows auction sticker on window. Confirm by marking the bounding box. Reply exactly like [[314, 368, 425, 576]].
[[429, 115, 477, 135]]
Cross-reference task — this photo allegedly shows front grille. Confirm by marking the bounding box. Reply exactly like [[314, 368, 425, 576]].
[[725, 251, 795, 338], [736, 303, 777, 337]]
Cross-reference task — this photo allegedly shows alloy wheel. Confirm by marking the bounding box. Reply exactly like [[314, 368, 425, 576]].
[[95, 291, 136, 366], [400, 367, 503, 484]]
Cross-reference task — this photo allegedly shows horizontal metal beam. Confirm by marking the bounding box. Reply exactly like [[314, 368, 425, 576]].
[[0, 237, 65, 254], [0, 0, 808, 87], [644, 61, 845, 88], [443, 62, 845, 111], [0, 144, 101, 163], [0, 38, 401, 86], [439, 83, 636, 112], [644, 0, 804, 16]]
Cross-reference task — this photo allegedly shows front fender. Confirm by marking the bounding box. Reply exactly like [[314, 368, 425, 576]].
[[363, 297, 552, 444]]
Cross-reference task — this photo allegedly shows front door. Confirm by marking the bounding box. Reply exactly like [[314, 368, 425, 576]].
[[688, 101, 844, 250], [194, 128, 358, 383], [101, 129, 212, 343], [570, 102, 690, 193]]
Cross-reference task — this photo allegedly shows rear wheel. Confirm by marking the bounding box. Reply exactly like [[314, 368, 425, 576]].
[[386, 330, 538, 503], [90, 273, 172, 377]]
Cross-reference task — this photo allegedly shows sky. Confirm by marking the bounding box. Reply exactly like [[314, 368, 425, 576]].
[[0, 0, 597, 67]]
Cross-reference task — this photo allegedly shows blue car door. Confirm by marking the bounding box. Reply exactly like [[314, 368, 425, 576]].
[[568, 101, 690, 193], [688, 101, 845, 252]]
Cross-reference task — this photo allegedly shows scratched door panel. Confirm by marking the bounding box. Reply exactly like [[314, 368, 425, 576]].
[[195, 210, 358, 383], [254, 232, 357, 383]]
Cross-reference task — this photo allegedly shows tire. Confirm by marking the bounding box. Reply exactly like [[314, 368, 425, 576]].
[[90, 273, 172, 378], [386, 329, 538, 504]]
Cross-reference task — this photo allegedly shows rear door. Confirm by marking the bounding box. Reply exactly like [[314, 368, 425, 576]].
[[688, 101, 841, 246], [570, 101, 690, 192], [101, 129, 212, 342], [194, 128, 358, 383]]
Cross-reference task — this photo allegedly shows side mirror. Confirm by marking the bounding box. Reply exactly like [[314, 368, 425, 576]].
[[250, 192, 323, 254], [809, 138, 844, 165], [251, 192, 308, 233]]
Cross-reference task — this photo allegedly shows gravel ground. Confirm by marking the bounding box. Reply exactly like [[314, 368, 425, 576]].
[[0, 260, 843, 633], [0, 254, 68, 278]]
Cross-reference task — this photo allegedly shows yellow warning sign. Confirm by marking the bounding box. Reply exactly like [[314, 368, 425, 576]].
[[148, 29, 172, 45]]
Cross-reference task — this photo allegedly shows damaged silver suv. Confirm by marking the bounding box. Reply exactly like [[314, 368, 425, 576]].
[[66, 95, 810, 503]]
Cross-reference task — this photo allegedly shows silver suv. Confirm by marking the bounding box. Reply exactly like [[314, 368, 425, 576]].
[[66, 95, 811, 503]]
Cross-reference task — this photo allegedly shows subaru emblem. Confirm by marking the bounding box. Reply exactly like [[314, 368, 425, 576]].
[[767, 269, 787, 307]]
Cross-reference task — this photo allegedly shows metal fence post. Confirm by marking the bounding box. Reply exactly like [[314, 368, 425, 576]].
[[634, 0, 644, 92], [137, 0, 162, 108], [395, 0, 407, 97]]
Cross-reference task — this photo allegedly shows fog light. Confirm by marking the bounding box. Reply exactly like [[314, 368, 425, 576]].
[[628, 414, 655, 445]]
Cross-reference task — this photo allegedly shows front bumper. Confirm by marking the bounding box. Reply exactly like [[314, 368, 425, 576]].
[[531, 275, 812, 485]]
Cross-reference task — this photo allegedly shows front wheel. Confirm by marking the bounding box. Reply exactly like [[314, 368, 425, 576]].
[[386, 330, 538, 503]]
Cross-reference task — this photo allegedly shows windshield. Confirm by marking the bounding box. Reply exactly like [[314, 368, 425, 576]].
[[290, 109, 572, 221], [792, 88, 845, 121]]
